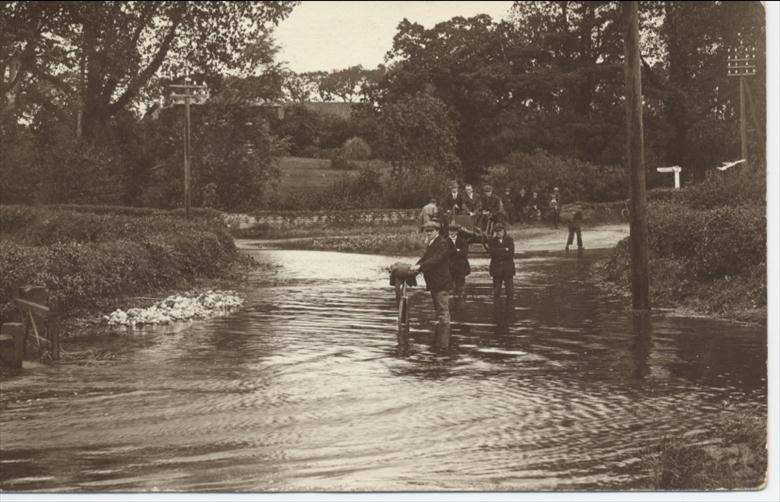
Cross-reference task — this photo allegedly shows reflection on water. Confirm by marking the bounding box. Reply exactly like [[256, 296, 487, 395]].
[[0, 249, 766, 491]]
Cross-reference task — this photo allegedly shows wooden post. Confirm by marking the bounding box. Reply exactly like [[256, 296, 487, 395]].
[[184, 91, 192, 219], [623, 1, 650, 311], [739, 76, 749, 169]]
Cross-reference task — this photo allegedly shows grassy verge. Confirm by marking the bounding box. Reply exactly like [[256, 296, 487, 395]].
[[0, 205, 254, 324], [259, 227, 426, 255], [644, 410, 767, 489]]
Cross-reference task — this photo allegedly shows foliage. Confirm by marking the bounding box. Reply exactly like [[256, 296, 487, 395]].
[[363, 3, 765, 184], [1, 1, 297, 138], [342, 136, 372, 161], [373, 92, 461, 176], [484, 149, 626, 203], [646, 411, 766, 489], [269, 104, 360, 156], [281, 65, 386, 103], [602, 171, 766, 320], [0, 206, 247, 318]]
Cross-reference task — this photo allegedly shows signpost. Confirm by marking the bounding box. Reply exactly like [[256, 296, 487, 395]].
[[169, 75, 209, 219], [656, 166, 682, 189]]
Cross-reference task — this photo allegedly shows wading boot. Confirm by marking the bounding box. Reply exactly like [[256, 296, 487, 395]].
[[434, 323, 451, 352]]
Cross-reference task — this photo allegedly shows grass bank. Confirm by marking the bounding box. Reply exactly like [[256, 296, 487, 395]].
[[0, 205, 254, 323], [644, 410, 766, 489], [600, 171, 766, 324]]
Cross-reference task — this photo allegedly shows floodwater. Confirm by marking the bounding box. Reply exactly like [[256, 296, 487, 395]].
[[0, 247, 766, 492]]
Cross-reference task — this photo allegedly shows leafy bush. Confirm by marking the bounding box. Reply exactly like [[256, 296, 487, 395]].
[[602, 172, 766, 319], [646, 201, 765, 279], [1, 205, 230, 247], [342, 136, 372, 160], [0, 206, 243, 318], [484, 149, 626, 203]]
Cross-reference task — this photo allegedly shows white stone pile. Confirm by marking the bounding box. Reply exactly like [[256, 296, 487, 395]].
[[104, 290, 244, 327]]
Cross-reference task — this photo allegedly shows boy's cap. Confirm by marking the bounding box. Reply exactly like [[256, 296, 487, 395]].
[[421, 221, 441, 230], [492, 222, 505, 232], [448, 223, 461, 231], [448, 180, 458, 189], [483, 184, 493, 191]]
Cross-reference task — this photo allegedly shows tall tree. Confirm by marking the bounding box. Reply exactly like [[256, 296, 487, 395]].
[[1, 1, 297, 139]]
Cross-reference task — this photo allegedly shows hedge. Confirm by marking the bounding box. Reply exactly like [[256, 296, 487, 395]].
[[0, 205, 244, 318]]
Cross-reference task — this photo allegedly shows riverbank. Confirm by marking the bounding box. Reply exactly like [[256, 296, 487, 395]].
[[646, 409, 766, 489], [0, 205, 257, 332]]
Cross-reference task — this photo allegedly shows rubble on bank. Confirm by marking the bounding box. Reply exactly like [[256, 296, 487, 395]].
[[104, 290, 244, 327]]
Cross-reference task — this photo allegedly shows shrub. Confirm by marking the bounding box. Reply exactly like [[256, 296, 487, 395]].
[[342, 136, 372, 160], [485, 149, 626, 203], [0, 206, 242, 318]]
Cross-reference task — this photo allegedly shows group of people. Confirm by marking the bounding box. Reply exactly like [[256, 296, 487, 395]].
[[393, 180, 586, 351], [419, 182, 566, 231], [392, 215, 516, 351], [420, 181, 507, 233]]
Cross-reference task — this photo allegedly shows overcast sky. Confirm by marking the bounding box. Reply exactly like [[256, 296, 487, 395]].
[[274, 1, 514, 73]]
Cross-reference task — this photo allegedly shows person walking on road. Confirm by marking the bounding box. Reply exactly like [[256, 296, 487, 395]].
[[565, 205, 584, 253], [409, 220, 453, 351], [549, 187, 561, 229]]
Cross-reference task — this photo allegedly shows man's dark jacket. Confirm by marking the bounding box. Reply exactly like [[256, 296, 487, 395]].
[[416, 235, 453, 291], [447, 232, 475, 278], [480, 194, 502, 214], [462, 193, 481, 214], [485, 235, 516, 278], [443, 191, 464, 215]]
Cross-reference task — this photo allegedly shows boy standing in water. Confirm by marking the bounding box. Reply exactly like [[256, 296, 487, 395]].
[[481, 222, 515, 310], [409, 220, 453, 350]]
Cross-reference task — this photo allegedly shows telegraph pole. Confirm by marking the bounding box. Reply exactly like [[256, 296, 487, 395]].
[[169, 74, 208, 219], [727, 34, 757, 170], [623, 1, 649, 311]]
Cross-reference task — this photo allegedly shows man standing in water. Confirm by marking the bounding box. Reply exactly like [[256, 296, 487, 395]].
[[409, 220, 453, 350], [482, 222, 515, 314]]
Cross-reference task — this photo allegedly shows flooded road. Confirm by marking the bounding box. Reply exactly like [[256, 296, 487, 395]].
[[0, 247, 766, 492]]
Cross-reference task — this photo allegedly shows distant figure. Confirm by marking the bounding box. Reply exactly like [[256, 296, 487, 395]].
[[503, 187, 516, 225], [419, 197, 439, 228], [549, 187, 561, 229], [443, 180, 464, 219], [516, 186, 529, 223], [529, 191, 542, 221], [409, 220, 453, 350], [462, 184, 481, 216], [445, 222, 479, 301], [565, 205, 584, 253], [481, 222, 515, 310]]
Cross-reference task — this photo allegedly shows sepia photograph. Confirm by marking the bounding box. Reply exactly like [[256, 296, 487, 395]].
[[0, 0, 777, 498]]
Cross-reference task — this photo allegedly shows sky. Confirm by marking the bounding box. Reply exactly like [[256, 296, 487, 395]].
[[274, 1, 514, 73]]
